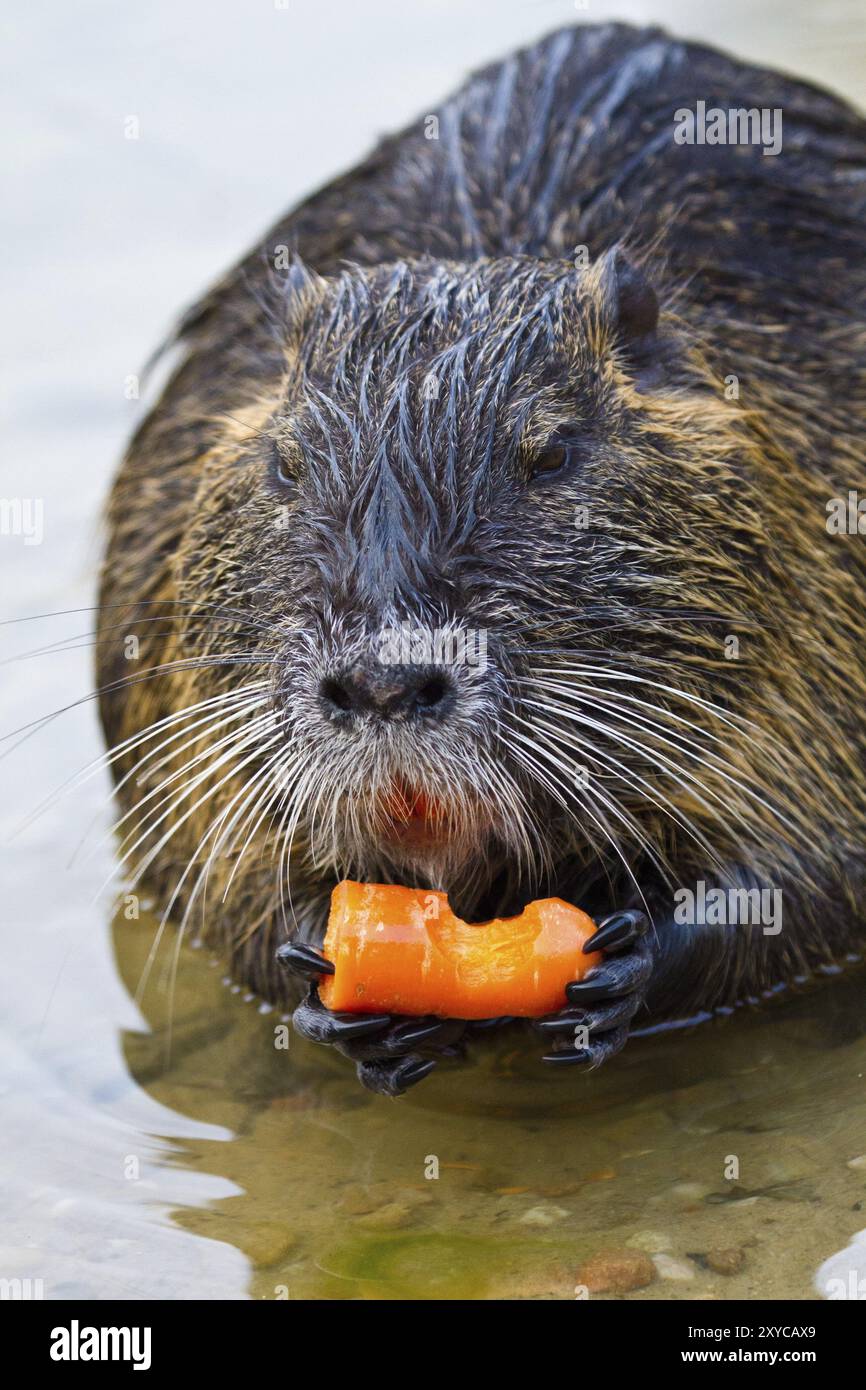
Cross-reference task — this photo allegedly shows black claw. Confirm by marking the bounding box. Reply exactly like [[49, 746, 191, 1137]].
[[355, 1054, 438, 1097], [293, 993, 393, 1049], [597, 908, 643, 932], [276, 941, 334, 977], [328, 1011, 392, 1038], [566, 975, 629, 1004], [389, 1018, 451, 1047], [535, 917, 653, 1073], [584, 909, 648, 955], [398, 1057, 437, 1090], [535, 1008, 587, 1033]]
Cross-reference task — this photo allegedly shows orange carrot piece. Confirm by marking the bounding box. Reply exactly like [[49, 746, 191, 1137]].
[[318, 880, 600, 1019]]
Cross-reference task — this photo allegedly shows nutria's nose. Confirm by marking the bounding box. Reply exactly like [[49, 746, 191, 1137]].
[[319, 662, 454, 724]]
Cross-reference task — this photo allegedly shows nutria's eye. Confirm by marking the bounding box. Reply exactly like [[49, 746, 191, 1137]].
[[531, 445, 567, 477], [527, 439, 586, 481], [270, 440, 297, 489]]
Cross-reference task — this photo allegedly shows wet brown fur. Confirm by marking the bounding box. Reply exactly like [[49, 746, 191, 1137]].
[[98, 23, 866, 1018]]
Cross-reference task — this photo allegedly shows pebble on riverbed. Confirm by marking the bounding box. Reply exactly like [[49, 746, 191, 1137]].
[[339, 1182, 433, 1216], [244, 1222, 301, 1267], [668, 1181, 712, 1203], [353, 1201, 414, 1231], [652, 1253, 696, 1281], [575, 1249, 657, 1294], [705, 1248, 747, 1276], [519, 1204, 571, 1227]]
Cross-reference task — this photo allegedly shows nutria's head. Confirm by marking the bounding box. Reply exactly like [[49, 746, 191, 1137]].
[[176, 250, 795, 917]]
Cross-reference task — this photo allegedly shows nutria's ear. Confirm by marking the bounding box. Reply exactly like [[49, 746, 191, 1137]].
[[277, 254, 329, 363], [597, 248, 659, 344], [282, 253, 328, 305]]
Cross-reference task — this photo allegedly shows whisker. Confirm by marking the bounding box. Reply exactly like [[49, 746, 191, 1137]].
[[156, 742, 295, 1030], [87, 696, 273, 867], [106, 711, 280, 884], [511, 709, 725, 876], [523, 698, 755, 849], [503, 725, 654, 918], [528, 665, 764, 738], [0, 653, 275, 763], [522, 684, 797, 842], [0, 596, 279, 637], [17, 683, 269, 845], [129, 728, 285, 1005]]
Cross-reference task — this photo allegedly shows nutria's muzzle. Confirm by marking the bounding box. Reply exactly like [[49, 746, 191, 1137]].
[[318, 659, 456, 726]]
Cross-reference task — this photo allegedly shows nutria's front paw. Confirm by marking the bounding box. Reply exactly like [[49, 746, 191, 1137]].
[[294, 990, 466, 1095], [533, 909, 653, 1068], [277, 941, 465, 1095]]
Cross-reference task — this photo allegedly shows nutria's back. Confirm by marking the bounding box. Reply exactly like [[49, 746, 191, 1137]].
[[178, 21, 866, 366], [97, 23, 866, 1093]]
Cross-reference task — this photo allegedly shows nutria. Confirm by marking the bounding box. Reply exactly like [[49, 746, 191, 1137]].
[[97, 22, 866, 1095]]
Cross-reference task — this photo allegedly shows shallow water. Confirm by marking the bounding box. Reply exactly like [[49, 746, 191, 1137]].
[[113, 918, 866, 1301], [5, 861, 866, 1300], [3, 0, 866, 1303]]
